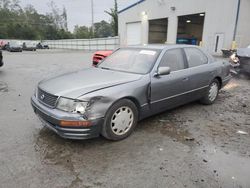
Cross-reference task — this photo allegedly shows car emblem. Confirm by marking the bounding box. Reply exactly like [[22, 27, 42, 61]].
[[40, 94, 45, 100]]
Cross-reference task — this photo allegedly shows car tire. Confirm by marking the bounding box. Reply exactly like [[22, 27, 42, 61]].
[[200, 79, 220, 105], [101, 99, 138, 141]]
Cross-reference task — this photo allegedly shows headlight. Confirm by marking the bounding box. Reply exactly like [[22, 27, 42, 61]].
[[56, 97, 88, 114]]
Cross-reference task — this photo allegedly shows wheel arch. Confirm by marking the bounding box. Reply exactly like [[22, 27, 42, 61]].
[[214, 76, 222, 89], [123, 96, 141, 112], [107, 96, 141, 119]]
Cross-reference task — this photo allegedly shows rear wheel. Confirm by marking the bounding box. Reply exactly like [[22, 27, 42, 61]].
[[102, 99, 138, 141], [200, 79, 220, 105]]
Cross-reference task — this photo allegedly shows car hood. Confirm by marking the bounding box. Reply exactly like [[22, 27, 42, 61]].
[[39, 68, 142, 99]]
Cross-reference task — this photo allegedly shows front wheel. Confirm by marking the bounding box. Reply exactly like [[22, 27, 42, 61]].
[[101, 99, 138, 141], [200, 79, 220, 105]]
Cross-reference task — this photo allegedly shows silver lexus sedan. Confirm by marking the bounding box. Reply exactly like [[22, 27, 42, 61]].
[[31, 45, 231, 141]]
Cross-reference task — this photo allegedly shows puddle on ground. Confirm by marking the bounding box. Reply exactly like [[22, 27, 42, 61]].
[[198, 145, 250, 188], [35, 128, 74, 170], [0, 81, 8, 92], [159, 120, 196, 146], [34, 128, 83, 187]]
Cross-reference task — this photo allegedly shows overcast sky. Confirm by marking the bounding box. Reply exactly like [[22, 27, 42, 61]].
[[19, 0, 137, 31]]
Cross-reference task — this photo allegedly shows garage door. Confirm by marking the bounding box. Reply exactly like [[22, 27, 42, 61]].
[[126, 22, 142, 45]]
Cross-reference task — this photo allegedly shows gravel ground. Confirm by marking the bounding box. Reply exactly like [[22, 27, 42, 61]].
[[0, 50, 250, 188]]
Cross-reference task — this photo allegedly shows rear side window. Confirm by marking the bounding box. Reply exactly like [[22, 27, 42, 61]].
[[159, 49, 185, 72], [184, 48, 208, 68]]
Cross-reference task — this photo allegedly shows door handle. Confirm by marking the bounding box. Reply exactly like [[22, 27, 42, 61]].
[[182, 77, 189, 81]]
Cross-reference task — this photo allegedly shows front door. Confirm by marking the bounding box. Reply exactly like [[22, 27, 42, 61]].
[[150, 48, 189, 114]]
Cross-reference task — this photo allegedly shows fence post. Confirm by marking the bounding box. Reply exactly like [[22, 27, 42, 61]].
[[88, 39, 90, 51], [105, 39, 107, 50]]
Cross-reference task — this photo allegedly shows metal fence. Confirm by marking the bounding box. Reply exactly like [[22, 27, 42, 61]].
[[0, 39, 40, 45], [43, 37, 120, 51], [1, 37, 120, 51]]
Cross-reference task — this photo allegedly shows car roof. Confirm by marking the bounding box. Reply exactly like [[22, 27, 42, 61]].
[[125, 44, 200, 50]]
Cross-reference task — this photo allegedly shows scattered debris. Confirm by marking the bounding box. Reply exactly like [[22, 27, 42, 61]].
[[237, 130, 248, 135], [184, 136, 195, 141], [159, 119, 168, 122]]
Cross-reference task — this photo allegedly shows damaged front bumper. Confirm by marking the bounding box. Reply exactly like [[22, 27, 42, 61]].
[[31, 96, 103, 140]]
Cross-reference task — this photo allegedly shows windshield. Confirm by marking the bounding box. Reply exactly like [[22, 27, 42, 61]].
[[98, 48, 160, 74]]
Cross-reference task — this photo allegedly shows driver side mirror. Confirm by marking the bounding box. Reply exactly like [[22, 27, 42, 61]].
[[155, 67, 171, 77]]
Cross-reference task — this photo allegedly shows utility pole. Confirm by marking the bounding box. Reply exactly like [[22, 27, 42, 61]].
[[91, 0, 94, 38]]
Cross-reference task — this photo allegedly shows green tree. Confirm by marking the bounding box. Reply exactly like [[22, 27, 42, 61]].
[[58, 29, 73, 39], [105, 0, 118, 36], [93, 20, 113, 38], [61, 6, 68, 30], [0, 0, 116, 40], [73, 25, 90, 39], [0, 0, 73, 40]]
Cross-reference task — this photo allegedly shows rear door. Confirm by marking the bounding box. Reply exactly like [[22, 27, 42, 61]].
[[150, 48, 190, 114], [183, 47, 214, 100]]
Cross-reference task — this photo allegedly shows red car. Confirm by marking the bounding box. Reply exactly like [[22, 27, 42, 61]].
[[0, 40, 8, 49], [92, 50, 113, 66]]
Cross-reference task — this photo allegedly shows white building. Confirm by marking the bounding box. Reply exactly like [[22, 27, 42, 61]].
[[118, 0, 250, 54]]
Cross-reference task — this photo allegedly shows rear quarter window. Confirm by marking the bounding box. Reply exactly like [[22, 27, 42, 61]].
[[184, 48, 208, 68]]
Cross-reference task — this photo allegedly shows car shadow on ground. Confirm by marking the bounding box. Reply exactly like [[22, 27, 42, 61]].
[[34, 100, 201, 149]]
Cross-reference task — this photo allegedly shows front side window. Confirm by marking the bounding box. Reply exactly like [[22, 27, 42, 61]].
[[184, 48, 208, 68], [159, 48, 185, 72]]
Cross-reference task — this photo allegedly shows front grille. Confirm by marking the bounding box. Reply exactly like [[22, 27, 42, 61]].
[[38, 88, 58, 108]]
